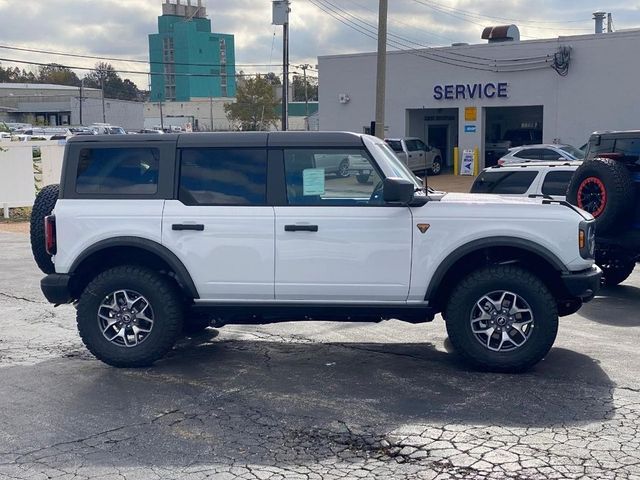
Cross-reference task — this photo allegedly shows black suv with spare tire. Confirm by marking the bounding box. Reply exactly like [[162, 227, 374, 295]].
[[567, 130, 640, 286]]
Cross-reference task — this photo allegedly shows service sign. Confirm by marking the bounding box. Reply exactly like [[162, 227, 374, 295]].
[[434, 82, 508, 100]]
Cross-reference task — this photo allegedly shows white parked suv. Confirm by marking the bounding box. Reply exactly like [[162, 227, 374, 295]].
[[471, 162, 581, 200], [32, 132, 600, 372]]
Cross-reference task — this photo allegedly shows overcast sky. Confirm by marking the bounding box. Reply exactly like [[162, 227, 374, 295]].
[[0, 0, 638, 88]]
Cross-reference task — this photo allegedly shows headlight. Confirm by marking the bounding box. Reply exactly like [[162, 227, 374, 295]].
[[579, 222, 596, 259]]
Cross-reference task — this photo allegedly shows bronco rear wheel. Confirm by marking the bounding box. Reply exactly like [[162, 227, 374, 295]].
[[77, 265, 184, 367]]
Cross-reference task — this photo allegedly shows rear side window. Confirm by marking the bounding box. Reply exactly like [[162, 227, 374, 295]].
[[513, 149, 540, 160], [179, 148, 267, 205], [76, 148, 159, 194], [541, 171, 574, 196], [386, 140, 403, 153], [471, 171, 538, 194], [614, 138, 640, 162], [586, 138, 615, 159]]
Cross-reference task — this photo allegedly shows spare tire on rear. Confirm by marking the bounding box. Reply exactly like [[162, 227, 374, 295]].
[[30, 184, 59, 274], [566, 158, 634, 234]]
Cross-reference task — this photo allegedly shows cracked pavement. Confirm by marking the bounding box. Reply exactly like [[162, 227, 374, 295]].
[[1, 230, 640, 479]]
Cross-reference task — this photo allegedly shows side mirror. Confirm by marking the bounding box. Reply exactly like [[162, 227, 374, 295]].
[[383, 177, 414, 205]]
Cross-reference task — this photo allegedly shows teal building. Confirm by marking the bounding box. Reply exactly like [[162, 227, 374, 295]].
[[149, 0, 236, 102]]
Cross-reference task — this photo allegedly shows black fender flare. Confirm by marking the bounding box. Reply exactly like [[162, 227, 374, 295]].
[[424, 236, 567, 302], [70, 236, 199, 299]]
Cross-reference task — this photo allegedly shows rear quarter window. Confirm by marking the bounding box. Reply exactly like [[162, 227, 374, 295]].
[[76, 147, 160, 194], [541, 170, 574, 196], [471, 171, 538, 194]]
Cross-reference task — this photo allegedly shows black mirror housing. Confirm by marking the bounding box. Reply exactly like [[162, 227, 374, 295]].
[[383, 177, 414, 204]]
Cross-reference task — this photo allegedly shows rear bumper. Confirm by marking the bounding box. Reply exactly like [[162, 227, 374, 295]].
[[41, 274, 73, 304], [561, 266, 602, 302]]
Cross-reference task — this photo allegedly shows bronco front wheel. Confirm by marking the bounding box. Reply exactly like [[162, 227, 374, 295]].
[[445, 265, 558, 373]]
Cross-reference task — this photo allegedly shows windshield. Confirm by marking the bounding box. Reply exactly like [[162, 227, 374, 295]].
[[372, 141, 423, 189], [559, 145, 585, 159]]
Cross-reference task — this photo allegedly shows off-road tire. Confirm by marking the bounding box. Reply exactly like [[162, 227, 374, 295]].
[[30, 184, 59, 274], [598, 255, 636, 287], [566, 159, 634, 234], [445, 265, 558, 373], [77, 266, 184, 368], [356, 174, 370, 184], [429, 156, 442, 176]]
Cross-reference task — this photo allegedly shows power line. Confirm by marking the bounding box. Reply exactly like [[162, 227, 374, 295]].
[[0, 44, 277, 69], [308, 0, 550, 72], [411, 0, 589, 32], [0, 57, 282, 79]]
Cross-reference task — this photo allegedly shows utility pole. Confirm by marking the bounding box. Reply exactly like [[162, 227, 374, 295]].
[[301, 63, 310, 129], [159, 97, 164, 131], [273, 1, 290, 131], [209, 96, 214, 131], [79, 78, 84, 126], [374, 0, 388, 139], [100, 75, 106, 123], [607, 12, 613, 33]]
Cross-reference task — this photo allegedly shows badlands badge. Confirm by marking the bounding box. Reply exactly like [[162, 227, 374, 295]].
[[416, 224, 430, 234]]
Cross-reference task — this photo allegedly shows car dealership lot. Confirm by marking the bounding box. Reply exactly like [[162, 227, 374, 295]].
[[0, 229, 639, 480]]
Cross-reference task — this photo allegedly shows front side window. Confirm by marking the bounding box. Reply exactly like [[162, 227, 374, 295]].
[[540, 149, 564, 161], [471, 171, 538, 194], [179, 148, 267, 205], [541, 171, 574, 196], [284, 149, 383, 206], [405, 139, 421, 152], [76, 148, 159, 194]]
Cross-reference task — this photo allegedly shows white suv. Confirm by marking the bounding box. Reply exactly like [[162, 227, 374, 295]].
[[471, 162, 581, 200], [32, 132, 600, 372]]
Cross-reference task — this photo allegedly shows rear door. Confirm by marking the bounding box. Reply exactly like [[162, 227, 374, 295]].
[[162, 135, 275, 300], [405, 139, 425, 171], [273, 146, 413, 302]]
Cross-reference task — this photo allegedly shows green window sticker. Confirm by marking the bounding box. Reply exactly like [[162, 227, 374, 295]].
[[303, 168, 325, 196]]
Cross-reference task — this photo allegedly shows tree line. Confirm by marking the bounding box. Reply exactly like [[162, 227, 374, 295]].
[[0, 62, 146, 101]]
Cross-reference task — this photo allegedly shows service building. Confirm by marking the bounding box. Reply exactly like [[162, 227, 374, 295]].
[[319, 25, 640, 170]]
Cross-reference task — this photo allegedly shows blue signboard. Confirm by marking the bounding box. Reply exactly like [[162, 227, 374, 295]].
[[464, 125, 477, 133]]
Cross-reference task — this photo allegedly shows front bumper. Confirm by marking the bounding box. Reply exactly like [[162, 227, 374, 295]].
[[41, 274, 73, 304], [560, 265, 602, 302]]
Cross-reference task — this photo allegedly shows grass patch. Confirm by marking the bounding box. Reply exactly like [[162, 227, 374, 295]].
[[0, 207, 31, 223]]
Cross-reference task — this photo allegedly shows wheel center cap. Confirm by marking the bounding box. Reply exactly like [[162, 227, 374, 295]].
[[122, 313, 133, 323], [496, 315, 507, 326]]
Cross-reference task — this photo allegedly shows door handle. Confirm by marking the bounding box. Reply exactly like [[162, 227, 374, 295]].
[[172, 224, 205, 231], [284, 224, 318, 232]]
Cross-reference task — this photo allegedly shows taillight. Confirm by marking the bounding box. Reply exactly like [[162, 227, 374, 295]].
[[497, 159, 505, 166], [45, 215, 57, 255]]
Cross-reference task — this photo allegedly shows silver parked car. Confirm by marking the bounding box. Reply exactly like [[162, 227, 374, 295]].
[[384, 137, 443, 175], [498, 144, 584, 166]]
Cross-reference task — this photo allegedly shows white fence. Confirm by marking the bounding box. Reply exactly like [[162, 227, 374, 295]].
[[0, 141, 65, 218]]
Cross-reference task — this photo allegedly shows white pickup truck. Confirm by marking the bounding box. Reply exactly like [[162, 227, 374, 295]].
[[32, 132, 600, 372]]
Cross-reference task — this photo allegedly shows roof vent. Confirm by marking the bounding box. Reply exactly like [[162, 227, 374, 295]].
[[481, 25, 520, 43]]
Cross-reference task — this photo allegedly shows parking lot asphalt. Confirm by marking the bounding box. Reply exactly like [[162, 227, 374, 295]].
[[1, 230, 639, 480]]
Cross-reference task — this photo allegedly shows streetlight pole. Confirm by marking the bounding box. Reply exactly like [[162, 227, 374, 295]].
[[273, 0, 290, 131], [301, 63, 310, 129], [374, 0, 388, 139], [100, 75, 107, 124]]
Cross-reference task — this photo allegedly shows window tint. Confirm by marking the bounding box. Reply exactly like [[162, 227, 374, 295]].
[[540, 149, 564, 161], [513, 149, 537, 159], [614, 138, 640, 161], [76, 148, 159, 194], [513, 148, 548, 160], [284, 149, 382, 206], [415, 139, 427, 151], [471, 171, 538, 194], [405, 139, 421, 151], [541, 171, 574, 196], [179, 148, 267, 205], [586, 138, 615, 160], [386, 140, 403, 153]]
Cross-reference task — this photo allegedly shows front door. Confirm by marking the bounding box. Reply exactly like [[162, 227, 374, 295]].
[[274, 147, 413, 302], [162, 147, 275, 300], [405, 139, 426, 172]]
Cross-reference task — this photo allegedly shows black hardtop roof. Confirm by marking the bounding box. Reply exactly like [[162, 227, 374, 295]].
[[67, 131, 366, 148]]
